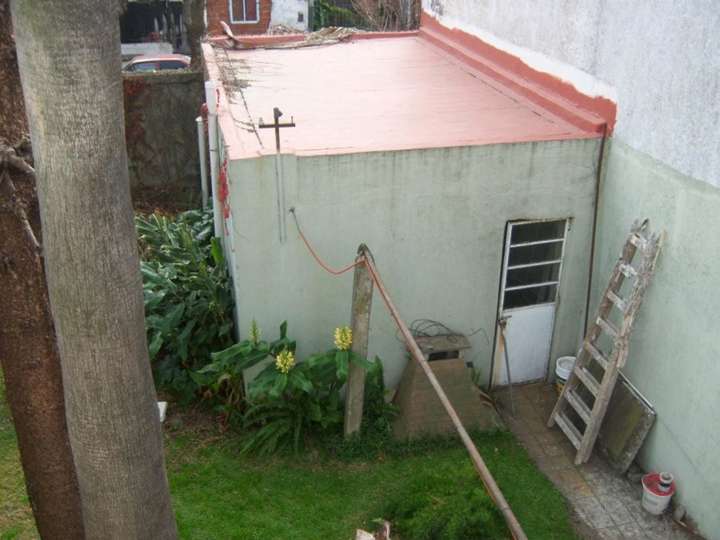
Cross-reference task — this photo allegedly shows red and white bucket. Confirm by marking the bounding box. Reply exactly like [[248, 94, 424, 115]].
[[641, 472, 675, 515]]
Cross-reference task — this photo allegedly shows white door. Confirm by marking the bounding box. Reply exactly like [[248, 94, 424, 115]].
[[494, 220, 568, 386]]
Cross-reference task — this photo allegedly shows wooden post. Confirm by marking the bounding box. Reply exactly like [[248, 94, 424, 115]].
[[344, 245, 374, 438]]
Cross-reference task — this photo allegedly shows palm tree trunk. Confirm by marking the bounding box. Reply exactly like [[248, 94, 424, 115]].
[[11, 1, 177, 538], [0, 2, 85, 538]]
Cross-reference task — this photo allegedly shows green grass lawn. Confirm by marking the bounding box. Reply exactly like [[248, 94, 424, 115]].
[[0, 382, 36, 540], [1, 382, 577, 539]]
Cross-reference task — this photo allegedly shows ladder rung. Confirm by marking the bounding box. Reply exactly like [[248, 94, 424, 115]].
[[574, 366, 600, 396], [597, 317, 619, 338], [554, 411, 582, 449], [606, 290, 627, 313], [564, 389, 592, 423], [629, 233, 648, 250], [584, 341, 609, 369], [619, 263, 637, 278]]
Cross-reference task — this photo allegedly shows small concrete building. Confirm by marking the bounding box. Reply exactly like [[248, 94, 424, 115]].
[[202, 29, 606, 391]]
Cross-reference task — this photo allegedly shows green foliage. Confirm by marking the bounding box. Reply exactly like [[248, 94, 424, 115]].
[[136, 209, 234, 400], [361, 357, 398, 434], [2, 373, 578, 539], [0, 377, 38, 538], [240, 330, 374, 455], [163, 426, 578, 540], [313, 0, 362, 29], [381, 472, 509, 540], [192, 321, 295, 424]]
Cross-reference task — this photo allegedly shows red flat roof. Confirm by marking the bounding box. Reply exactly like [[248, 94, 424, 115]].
[[205, 34, 600, 160]]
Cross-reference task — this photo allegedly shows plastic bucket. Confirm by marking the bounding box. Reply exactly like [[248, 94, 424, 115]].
[[641, 472, 675, 515], [555, 356, 576, 393]]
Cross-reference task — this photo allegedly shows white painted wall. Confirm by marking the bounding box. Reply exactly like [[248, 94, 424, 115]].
[[270, 0, 309, 31], [422, 0, 720, 189], [226, 140, 599, 391]]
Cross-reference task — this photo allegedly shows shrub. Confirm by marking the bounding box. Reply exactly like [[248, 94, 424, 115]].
[[136, 209, 234, 400], [192, 321, 295, 425], [362, 357, 398, 434], [241, 326, 374, 454]]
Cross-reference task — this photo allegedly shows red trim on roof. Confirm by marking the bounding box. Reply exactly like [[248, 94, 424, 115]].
[[419, 11, 615, 134]]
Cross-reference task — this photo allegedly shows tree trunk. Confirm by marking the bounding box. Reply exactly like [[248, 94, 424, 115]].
[[11, 2, 177, 538], [184, 0, 205, 69], [0, 3, 85, 538]]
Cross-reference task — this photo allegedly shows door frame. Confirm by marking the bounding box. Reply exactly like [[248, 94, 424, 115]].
[[489, 218, 570, 389]]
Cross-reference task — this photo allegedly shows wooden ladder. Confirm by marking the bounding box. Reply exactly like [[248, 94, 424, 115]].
[[548, 219, 662, 465]]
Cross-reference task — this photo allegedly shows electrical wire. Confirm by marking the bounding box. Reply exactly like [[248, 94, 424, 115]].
[[289, 207, 360, 276]]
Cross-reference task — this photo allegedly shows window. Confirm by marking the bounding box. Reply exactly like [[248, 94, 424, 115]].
[[501, 220, 568, 310], [229, 0, 259, 23]]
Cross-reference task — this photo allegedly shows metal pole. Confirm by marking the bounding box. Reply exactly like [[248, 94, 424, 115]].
[[259, 108, 295, 243], [362, 255, 528, 540], [204, 80, 222, 238], [498, 318, 516, 416], [196, 116, 209, 208]]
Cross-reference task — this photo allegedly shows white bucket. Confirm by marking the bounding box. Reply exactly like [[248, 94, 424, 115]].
[[641, 472, 675, 515], [554, 356, 576, 392], [555, 356, 576, 381]]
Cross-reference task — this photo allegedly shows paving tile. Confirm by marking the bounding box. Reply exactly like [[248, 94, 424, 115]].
[[535, 430, 564, 445], [585, 508, 616, 529], [617, 521, 646, 539], [632, 506, 662, 529], [596, 526, 624, 540], [558, 480, 594, 502], [493, 382, 700, 539], [513, 429, 537, 446], [557, 467, 588, 487], [643, 522, 675, 540], [502, 414, 526, 434], [540, 442, 565, 457], [575, 496, 605, 516], [522, 417, 550, 434], [597, 494, 636, 526], [535, 453, 574, 472]]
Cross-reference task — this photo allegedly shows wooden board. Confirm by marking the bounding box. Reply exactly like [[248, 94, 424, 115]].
[[597, 375, 656, 473]]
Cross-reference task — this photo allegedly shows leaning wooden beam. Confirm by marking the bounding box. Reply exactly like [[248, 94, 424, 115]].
[[362, 254, 528, 540]]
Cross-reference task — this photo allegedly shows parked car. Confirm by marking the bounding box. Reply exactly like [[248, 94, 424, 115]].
[[123, 53, 190, 73]]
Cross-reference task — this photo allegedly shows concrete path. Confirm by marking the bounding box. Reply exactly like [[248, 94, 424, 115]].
[[494, 383, 698, 539]]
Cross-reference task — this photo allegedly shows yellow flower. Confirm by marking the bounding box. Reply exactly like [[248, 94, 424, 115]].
[[249, 320, 261, 346], [275, 349, 295, 374], [334, 326, 353, 351]]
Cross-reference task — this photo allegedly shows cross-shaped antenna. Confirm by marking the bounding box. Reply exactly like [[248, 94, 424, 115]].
[[258, 107, 296, 153], [258, 107, 296, 243]]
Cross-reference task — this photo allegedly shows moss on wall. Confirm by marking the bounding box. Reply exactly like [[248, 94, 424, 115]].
[[123, 70, 204, 207]]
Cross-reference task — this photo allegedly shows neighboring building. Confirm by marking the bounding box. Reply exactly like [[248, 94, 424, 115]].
[[418, 1, 719, 538], [205, 0, 310, 35]]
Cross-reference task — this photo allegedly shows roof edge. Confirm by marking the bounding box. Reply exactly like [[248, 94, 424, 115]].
[[419, 11, 615, 135], [206, 29, 419, 50]]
